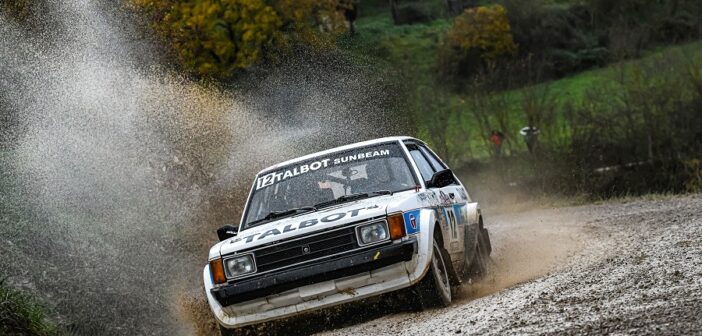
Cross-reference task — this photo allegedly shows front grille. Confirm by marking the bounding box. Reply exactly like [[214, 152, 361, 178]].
[[254, 226, 359, 273]]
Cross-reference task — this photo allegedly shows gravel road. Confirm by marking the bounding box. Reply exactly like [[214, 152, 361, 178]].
[[314, 195, 702, 336]]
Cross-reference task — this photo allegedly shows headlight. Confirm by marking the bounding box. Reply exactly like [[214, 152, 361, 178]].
[[357, 221, 389, 246], [223, 254, 256, 278]]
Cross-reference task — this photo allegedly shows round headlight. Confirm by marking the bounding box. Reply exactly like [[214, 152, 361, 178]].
[[358, 222, 389, 245], [224, 254, 255, 278]]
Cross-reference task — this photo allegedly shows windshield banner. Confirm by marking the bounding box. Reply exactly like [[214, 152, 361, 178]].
[[256, 147, 393, 190]]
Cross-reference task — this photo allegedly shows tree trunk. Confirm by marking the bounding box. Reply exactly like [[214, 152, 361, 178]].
[[390, 0, 399, 24]]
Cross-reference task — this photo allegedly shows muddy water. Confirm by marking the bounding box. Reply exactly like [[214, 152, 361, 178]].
[[0, 2, 401, 335]]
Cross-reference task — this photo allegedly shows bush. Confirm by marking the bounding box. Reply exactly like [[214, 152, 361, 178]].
[[564, 50, 702, 195]]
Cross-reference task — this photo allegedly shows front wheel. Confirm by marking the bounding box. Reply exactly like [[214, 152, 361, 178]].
[[415, 237, 452, 308]]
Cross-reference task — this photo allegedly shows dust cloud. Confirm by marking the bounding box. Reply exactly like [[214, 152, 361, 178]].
[[458, 206, 586, 300], [0, 1, 402, 335]]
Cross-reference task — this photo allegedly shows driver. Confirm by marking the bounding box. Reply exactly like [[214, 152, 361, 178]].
[[286, 175, 334, 208], [358, 159, 392, 192]]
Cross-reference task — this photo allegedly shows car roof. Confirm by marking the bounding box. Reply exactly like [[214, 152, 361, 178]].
[[258, 136, 421, 174]]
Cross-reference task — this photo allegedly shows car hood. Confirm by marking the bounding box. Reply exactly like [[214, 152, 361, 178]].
[[218, 195, 396, 256]]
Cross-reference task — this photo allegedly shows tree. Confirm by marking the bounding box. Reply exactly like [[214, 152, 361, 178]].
[[438, 5, 517, 85], [445, 5, 517, 66], [161, 0, 282, 77], [131, 0, 349, 77], [272, 0, 346, 49]]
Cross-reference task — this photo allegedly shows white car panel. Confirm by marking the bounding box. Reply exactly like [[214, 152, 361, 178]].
[[203, 137, 485, 331]]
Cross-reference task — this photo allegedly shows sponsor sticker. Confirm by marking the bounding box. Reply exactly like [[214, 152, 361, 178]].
[[403, 209, 421, 235], [438, 191, 453, 206], [255, 149, 392, 190]]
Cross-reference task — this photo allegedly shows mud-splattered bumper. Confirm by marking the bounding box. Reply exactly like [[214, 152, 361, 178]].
[[212, 239, 417, 307], [204, 238, 424, 328]]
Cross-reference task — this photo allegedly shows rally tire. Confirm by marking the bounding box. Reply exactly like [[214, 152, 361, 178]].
[[416, 237, 452, 308]]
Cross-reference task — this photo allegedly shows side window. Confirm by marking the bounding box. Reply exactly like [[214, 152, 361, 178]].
[[407, 144, 435, 182], [419, 145, 446, 172]]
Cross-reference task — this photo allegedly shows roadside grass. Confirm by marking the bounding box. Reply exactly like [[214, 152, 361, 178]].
[[0, 150, 62, 336], [0, 280, 61, 336]]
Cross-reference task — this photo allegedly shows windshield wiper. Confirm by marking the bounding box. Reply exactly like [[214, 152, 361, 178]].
[[314, 190, 393, 209], [246, 206, 317, 229]]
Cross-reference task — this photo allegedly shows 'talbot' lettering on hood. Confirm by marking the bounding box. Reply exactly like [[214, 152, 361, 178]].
[[255, 149, 391, 190], [241, 206, 375, 243]]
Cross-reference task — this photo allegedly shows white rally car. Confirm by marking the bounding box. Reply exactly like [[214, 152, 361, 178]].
[[204, 137, 491, 335]]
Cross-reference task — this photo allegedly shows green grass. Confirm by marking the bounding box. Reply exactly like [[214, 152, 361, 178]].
[[340, 14, 450, 81], [339, 6, 702, 161], [498, 41, 702, 108], [0, 280, 61, 336], [0, 151, 61, 336], [484, 41, 702, 147]]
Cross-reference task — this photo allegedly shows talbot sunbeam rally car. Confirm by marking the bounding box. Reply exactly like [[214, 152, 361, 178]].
[[204, 137, 492, 334]]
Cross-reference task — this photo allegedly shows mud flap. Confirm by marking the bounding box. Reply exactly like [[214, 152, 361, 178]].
[[481, 228, 492, 255], [462, 223, 479, 275]]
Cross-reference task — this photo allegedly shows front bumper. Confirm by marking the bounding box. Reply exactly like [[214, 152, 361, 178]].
[[212, 239, 417, 307], [204, 237, 431, 328]]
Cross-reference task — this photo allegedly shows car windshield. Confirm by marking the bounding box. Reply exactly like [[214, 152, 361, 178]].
[[242, 142, 417, 230]]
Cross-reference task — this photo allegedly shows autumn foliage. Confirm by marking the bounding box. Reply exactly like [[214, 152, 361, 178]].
[[131, 0, 348, 78], [167, 0, 281, 76], [437, 5, 517, 84], [447, 5, 517, 64], [1, 0, 33, 21], [274, 0, 347, 49]]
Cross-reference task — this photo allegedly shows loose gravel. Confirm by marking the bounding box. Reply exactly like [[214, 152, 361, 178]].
[[316, 195, 702, 336]]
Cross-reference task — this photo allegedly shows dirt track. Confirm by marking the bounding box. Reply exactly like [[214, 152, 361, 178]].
[[314, 195, 702, 336]]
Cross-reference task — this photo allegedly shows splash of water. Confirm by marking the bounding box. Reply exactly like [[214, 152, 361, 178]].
[[0, 1, 402, 334]]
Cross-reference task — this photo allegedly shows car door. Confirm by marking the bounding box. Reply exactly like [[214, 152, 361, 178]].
[[404, 142, 468, 265]]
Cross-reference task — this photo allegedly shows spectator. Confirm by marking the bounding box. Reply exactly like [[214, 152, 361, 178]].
[[340, 0, 358, 36], [519, 126, 540, 153], [489, 130, 505, 157]]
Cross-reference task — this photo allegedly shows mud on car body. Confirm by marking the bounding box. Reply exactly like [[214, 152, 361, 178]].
[[204, 136, 492, 335]]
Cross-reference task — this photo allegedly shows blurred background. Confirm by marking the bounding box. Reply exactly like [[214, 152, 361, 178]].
[[1, 0, 701, 335]]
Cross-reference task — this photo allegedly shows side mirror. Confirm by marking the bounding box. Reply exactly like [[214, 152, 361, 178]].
[[217, 224, 239, 241], [428, 169, 457, 189]]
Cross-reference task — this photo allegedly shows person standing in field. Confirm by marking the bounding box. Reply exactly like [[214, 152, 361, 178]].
[[340, 0, 358, 36], [520, 126, 540, 153], [490, 130, 505, 157]]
